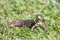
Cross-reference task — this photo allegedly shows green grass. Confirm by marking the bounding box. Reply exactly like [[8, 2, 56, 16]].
[[0, 0, 60, 40]]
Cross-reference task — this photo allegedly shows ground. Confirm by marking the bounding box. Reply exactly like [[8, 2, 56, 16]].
[[0, 0, 60, 40]]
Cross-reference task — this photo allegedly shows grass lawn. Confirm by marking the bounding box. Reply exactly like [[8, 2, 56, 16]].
[[0, 0, 60, 40]]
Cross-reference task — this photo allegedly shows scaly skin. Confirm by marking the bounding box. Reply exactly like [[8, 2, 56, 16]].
[[1, 20, 36, 34]]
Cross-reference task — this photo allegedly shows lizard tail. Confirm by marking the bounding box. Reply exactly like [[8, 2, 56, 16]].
[[1, 24, 9, 34]]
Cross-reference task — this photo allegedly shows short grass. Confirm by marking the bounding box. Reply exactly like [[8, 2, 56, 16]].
[[0, 0, 60, 40]]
